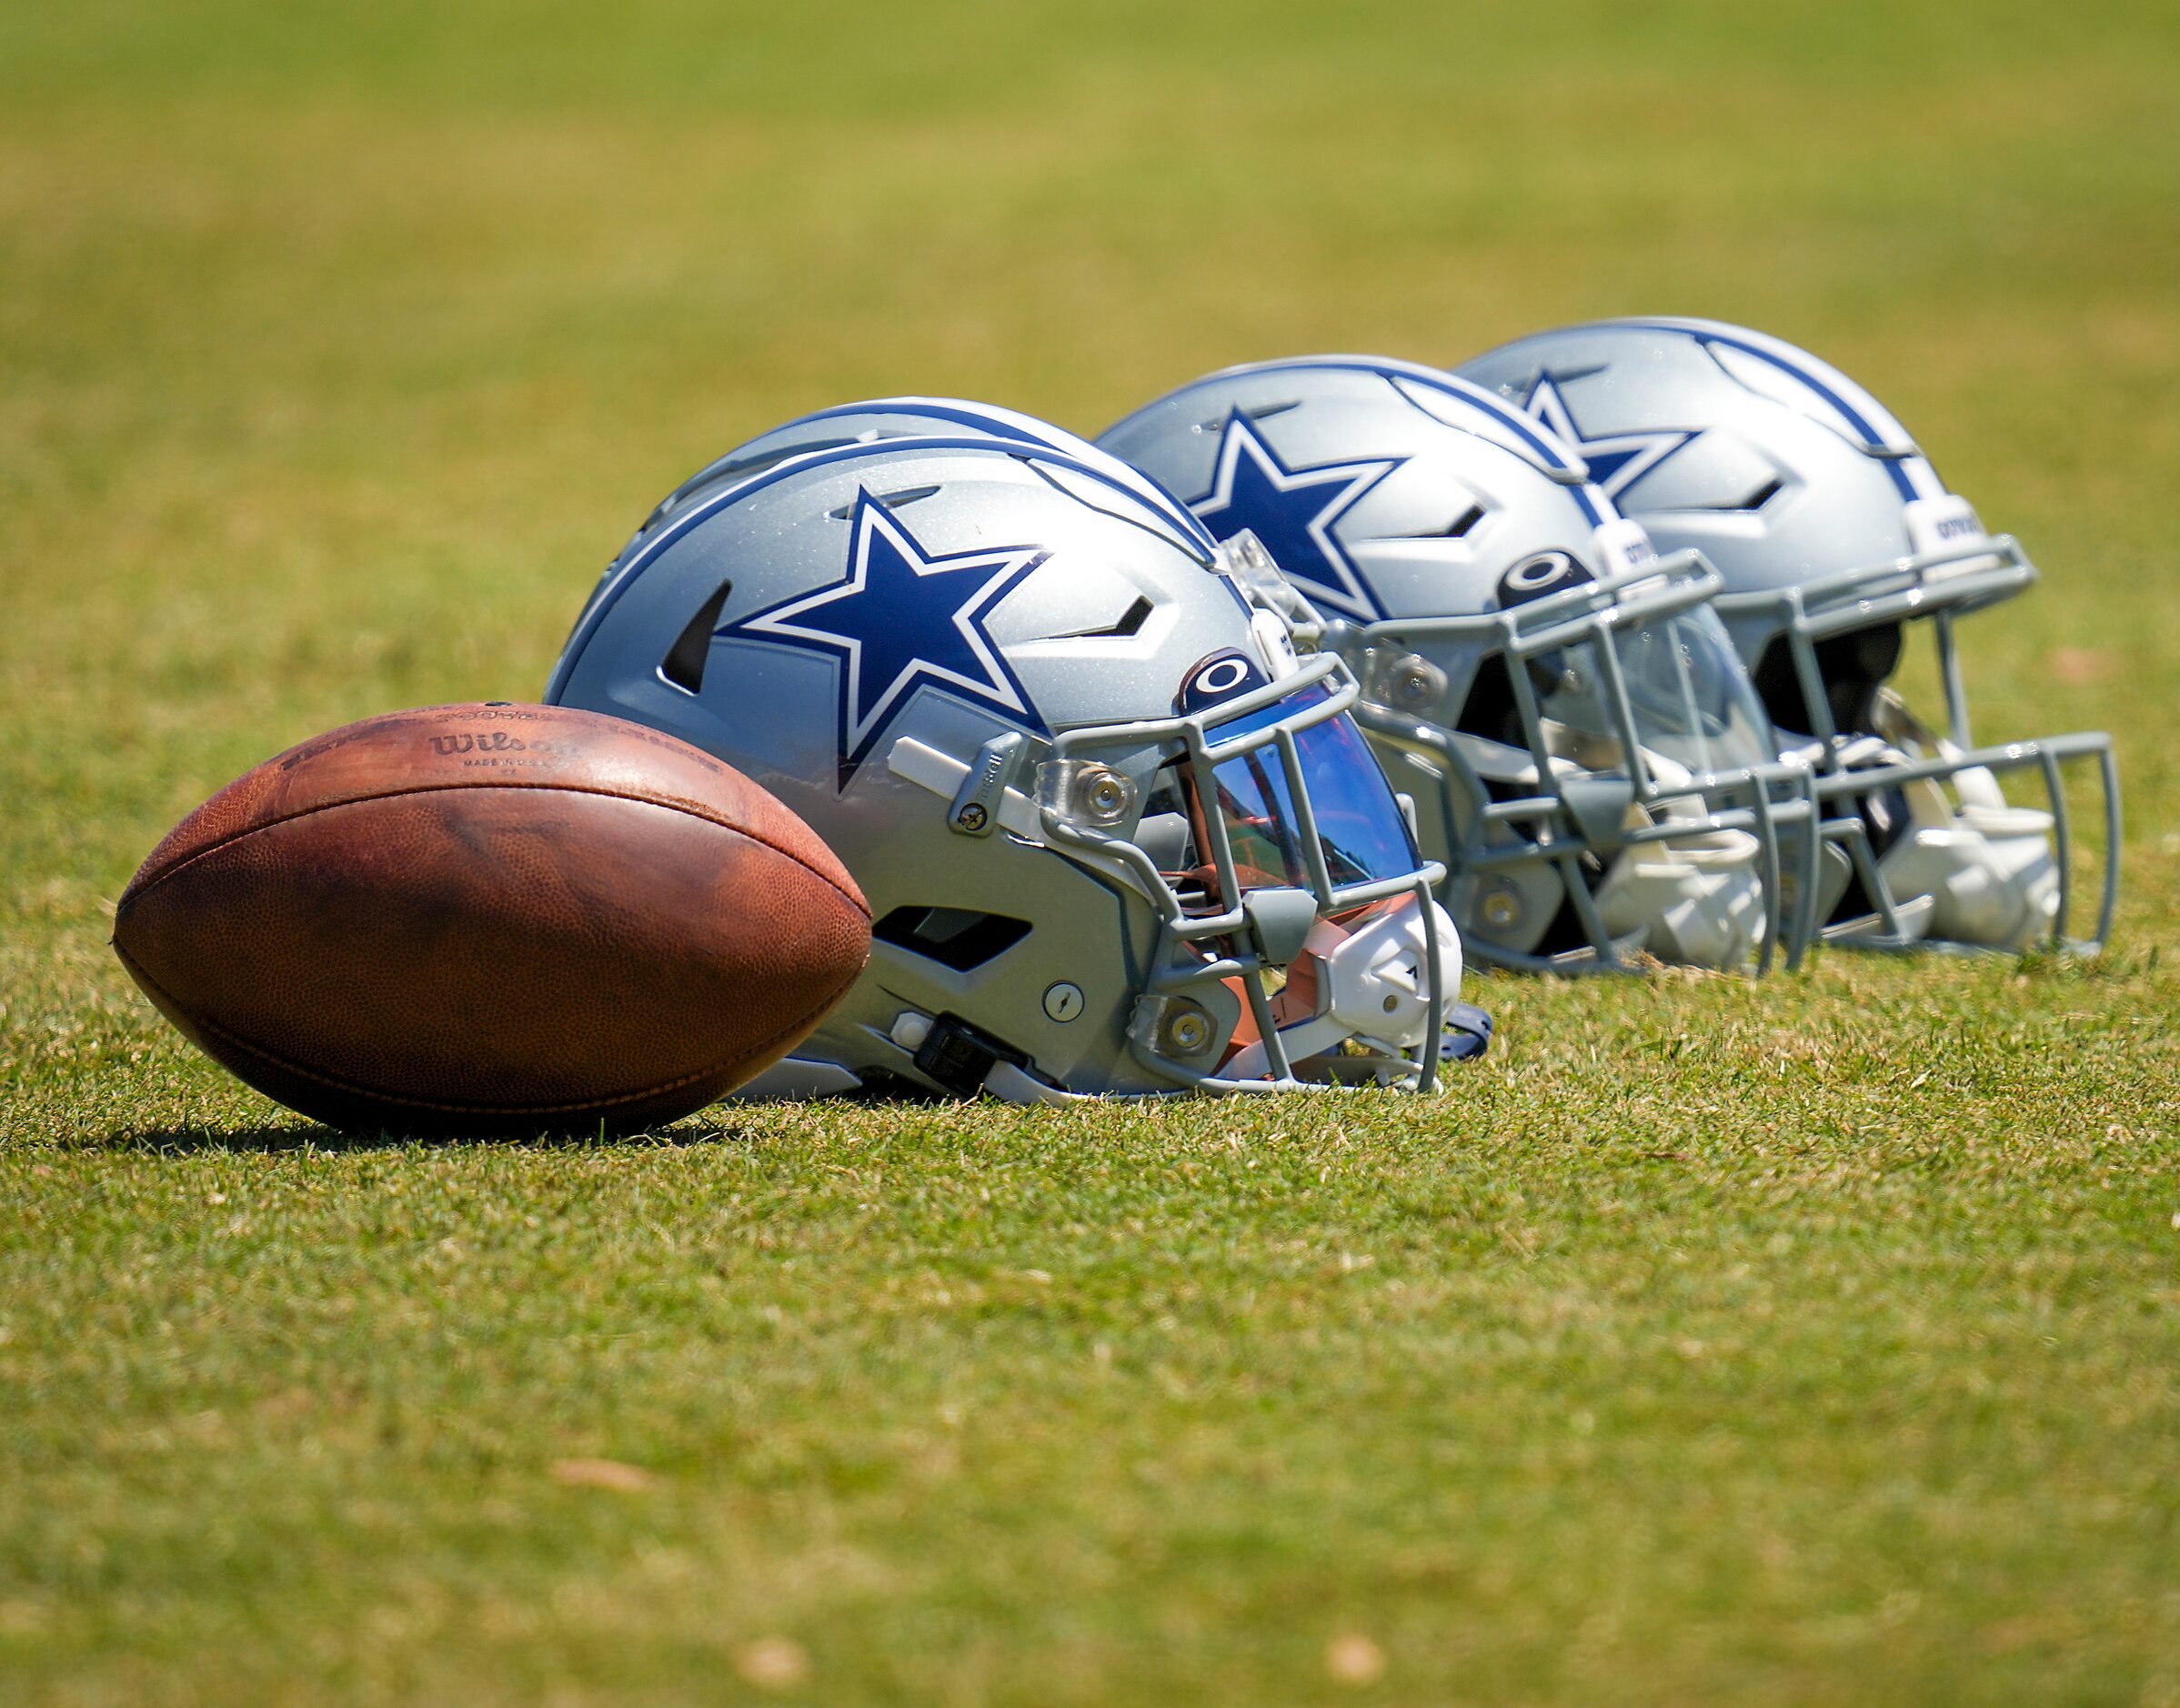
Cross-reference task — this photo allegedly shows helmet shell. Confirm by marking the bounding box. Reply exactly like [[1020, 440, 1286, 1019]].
[[1101, 355, 1619, 632], [1455, 317, 1967, 670], [551, 437, 1303, 1093], [1101, 356, 1789, 973]]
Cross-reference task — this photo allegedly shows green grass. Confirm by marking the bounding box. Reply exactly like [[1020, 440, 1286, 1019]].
[[4, 1, 2178, 1700]]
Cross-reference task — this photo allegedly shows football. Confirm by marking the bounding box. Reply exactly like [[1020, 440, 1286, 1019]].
[[112, 702, 871, 1133]]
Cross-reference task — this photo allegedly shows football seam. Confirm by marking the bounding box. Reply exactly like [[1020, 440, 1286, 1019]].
[[112, 937, 868, 1120], [118, 781, 871, 921]]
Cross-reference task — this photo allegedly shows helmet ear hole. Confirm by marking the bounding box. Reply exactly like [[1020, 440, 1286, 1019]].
[[1815, 624, 1903, 736], [1749, 634, 1812, 737]]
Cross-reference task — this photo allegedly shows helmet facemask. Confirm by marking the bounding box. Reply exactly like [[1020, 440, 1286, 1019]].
[[1720, 521, 2120, 954], [1346, 548, 1823, 973], [1452, 316, 2123, 959], [1028, 648, 1460, 1095]]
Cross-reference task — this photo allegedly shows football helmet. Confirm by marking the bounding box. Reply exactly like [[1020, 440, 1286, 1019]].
[[1456, 318, 2120, 952], [566, 397, 1212, 638], [1100, 357, 1820, 974], [548, 431, 1465, 1100]]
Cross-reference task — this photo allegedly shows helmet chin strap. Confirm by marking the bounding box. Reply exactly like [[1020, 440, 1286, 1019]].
[[979, 892, 1474, 1104]]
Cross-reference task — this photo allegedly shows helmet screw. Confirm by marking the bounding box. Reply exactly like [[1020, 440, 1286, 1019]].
[[1160, 1002, 1215, 1057], [1074, 765, 1136, 827], [1388, 653, 1443, 710], [1042, 982, 1085, 1024], [1481, 886, 1522, 930]]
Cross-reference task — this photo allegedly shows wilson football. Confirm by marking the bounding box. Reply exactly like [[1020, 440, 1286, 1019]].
[[112, 702, 870, 1133]]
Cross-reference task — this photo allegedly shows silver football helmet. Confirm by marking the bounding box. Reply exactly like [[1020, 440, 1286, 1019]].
[[1457, 318, 2120, 953], [1100, 357, 1820, 974], [548, 431, 1464, 1100], [653, 397, 1204, 538]]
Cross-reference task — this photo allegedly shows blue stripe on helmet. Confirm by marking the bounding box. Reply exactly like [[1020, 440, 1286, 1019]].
[[547, 436, 1214, 702], [786, 400, 1219, 551], [1604, 320, 1928, 503], [1135, 356, 1612, 528]]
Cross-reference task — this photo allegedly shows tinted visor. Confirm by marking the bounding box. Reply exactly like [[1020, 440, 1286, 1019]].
[[1149, 683, 1420, 908]]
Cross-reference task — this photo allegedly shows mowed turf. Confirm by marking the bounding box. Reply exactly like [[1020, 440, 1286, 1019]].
[[3, 1, 2177, 1701]]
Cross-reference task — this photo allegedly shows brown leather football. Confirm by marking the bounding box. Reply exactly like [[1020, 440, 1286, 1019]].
[[112, 703, 870, 1133]]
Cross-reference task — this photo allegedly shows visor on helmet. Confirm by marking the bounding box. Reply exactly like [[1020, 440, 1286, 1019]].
[[1530, 607, 1777, 787], [1145, 680, 1422, 915]]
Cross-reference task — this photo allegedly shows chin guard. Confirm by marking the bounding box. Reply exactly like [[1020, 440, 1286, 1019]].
[[1221, 894, 1460, 1081], [1595, 829, 1767, 970], [1877, 804, 2059, 949], [1818, 688, 2103, 953]]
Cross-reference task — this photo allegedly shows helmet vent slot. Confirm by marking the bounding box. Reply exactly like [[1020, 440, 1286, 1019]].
[[660, 578, 733, 694], [1367, 504, 1484, 545], [1672, 476, 1783, 514], [1054, 595, 1153, 640], [873, 906, 1034, 972], [719, 436, 856, 484]]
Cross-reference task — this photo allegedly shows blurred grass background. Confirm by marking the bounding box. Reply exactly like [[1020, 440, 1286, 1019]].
[[2, 2, 2177, 1702]]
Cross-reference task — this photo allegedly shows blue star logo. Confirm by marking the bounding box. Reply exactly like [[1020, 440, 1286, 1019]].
[[719, 491, 1049, 787], [1192, 414, 1398, 621], [1521, 374, 1698, 502]]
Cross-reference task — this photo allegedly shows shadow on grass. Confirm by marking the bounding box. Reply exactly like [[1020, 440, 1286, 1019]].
[[94, 1120, 754, 1156], [87, 1077, 962, 1155]]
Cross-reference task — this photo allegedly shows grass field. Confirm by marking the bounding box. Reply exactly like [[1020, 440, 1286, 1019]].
[[4, 1, 2178, 1701]]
